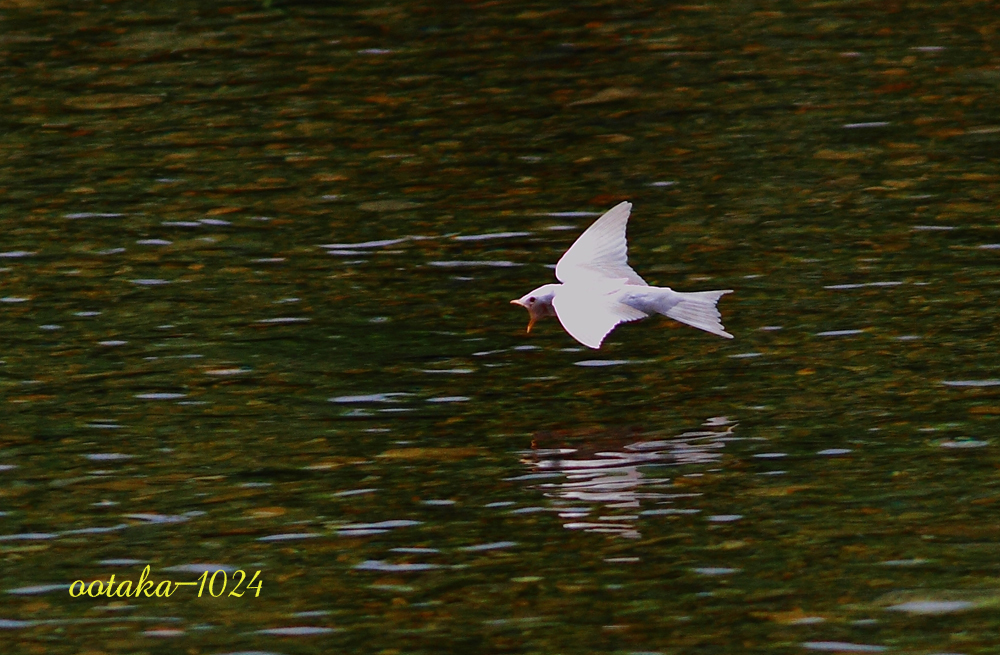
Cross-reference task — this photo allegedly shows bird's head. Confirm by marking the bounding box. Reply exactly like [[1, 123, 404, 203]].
[[510, 284, 559, 333]]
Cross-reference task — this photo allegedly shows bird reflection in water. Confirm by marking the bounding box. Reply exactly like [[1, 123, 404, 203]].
[[519, 417, 738, 539]]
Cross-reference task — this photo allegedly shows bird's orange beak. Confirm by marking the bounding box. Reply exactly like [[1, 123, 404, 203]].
[[510, 299, 534, 333]]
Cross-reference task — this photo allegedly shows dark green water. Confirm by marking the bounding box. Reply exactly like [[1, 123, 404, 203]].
[[2, 1, 1000, 653]]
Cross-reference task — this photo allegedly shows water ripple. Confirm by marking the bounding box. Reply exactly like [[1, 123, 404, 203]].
[[692, 567, 740, 576], [453, 231, 531, 242], [824, 281, 903, 290], [6, 584, 70, 595], [319, 238, 408, 249], [354, 560, 440, 572], [459, 541, 517, 552], [428, 260, 522, 268], [257, 533, 323, 542], [815, 329, 865, 337], [130, 279, 171, 286], [125, 513, 192, 524], [336, 520, 421, 535], [574, 359, 640, 367], [0, 533, 57, 541], [65, 212, 124, 219], [84, 453, 134, 461], [330, 393, 411, 403], [802, 642, 887, 652], [887, 600, 973, 614], [256, 626, 339, 635]]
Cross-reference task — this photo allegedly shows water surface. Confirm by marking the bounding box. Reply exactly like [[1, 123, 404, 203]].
[[2, 1, 1000, 653]]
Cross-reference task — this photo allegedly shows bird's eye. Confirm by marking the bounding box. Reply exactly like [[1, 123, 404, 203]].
[[528, 296, 536, 303]]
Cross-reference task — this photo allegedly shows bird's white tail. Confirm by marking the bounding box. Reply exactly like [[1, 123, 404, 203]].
[[661, 289, 734, 339]]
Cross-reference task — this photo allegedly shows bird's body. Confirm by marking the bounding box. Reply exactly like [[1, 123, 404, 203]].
[[511, 201, 733, 349]]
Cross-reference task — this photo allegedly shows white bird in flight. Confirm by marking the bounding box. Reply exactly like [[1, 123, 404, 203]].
[[511, 201, 733, 349]]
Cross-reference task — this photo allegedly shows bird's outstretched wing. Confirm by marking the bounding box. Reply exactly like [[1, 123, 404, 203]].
[[552, 284, 647, 349], [555, 201, 648, 286]]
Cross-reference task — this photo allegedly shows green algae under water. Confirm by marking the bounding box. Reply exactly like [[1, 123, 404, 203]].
[[1, 1, 1000, 653]]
